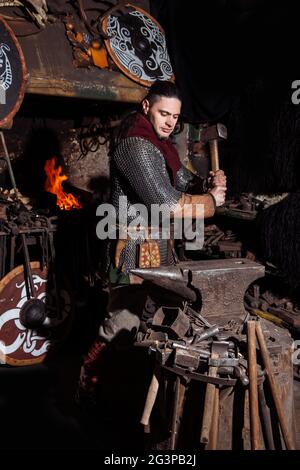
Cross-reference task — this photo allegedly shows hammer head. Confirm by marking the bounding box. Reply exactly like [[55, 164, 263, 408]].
[[201, 123, 227, 143]]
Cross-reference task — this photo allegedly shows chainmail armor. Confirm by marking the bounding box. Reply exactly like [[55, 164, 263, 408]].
[[176, 165, 208, 193], [110, 137, 181, 272], [175, 165, 196, 192]]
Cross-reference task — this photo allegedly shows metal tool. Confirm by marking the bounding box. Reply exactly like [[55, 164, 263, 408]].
[[132, 259, 265, 324], [255, 322, 295, 450], [201, 123, 227, 172]]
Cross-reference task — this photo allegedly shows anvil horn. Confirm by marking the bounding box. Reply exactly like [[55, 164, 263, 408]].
[[130, 267, 197, 302]]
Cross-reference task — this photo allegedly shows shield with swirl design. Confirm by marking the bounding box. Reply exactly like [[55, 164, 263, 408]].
[[0, 262, 72, 366], [0, 15, 27, 128], [101, 4, 174, 87]]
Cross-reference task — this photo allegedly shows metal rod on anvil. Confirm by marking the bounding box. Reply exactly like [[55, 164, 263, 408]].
[[0, 131, 18, 196]]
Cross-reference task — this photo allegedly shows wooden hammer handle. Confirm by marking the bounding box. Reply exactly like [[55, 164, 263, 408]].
[[140, 370, 159, 426], [200, 351, 218, 444], [206, 387, 220, 450], [209, 140, 219, 172], [247, 321, 261, 450]]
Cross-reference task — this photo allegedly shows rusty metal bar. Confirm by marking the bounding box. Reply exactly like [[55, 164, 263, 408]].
[[243, 389, 251, 449], [170, 376, 186, 450], [255, 322, 295, 450], [0, 131, 18, 193], [200, 352, 218, 444], [258, 382, 275, 450], [20, 233, 35, 299]]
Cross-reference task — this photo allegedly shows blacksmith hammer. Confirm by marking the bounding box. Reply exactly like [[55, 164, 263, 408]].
[[201, 123, 227, 172]]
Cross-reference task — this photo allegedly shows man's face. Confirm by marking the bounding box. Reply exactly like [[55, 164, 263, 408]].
[[142, 96, 181, 139]]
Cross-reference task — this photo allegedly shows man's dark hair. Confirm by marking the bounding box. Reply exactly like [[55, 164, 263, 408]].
[[144, 80, 182, 107], [110, 80, 182, 151]]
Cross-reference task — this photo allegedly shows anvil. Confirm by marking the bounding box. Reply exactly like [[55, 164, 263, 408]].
[[131, 258, 265, 324]]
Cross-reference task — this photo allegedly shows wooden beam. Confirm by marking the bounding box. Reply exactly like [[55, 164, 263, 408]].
[[15, 21, 146, 102]]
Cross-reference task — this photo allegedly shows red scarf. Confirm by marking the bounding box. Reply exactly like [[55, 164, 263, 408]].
[[126, 113, 181, 185]]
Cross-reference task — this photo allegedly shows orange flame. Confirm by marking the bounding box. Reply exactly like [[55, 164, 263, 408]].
[[44, 157, 82, 210]]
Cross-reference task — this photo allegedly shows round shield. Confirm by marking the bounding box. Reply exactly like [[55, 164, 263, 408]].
[[0, 262, 72, 366], [0, 15, 27, 128], [102, 4, 174, 87]]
